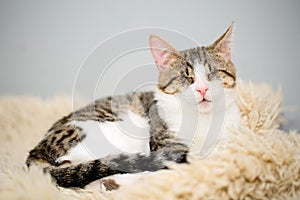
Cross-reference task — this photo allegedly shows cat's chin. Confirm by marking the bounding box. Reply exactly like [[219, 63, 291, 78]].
[[197, 100, 213, 114]]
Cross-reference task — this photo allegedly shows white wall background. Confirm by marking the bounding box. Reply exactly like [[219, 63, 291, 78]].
[[0, 0, 299, 129]]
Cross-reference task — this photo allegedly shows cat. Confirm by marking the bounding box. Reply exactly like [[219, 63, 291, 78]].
[[26, 23, 240, 189]]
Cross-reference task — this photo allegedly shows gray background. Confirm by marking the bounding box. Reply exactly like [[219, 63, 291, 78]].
[[0, 0, 299, 130]]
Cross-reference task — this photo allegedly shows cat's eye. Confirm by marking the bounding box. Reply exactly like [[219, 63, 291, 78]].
[[185, 68, 189, 76]]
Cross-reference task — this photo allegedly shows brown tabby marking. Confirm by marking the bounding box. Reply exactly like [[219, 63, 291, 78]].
[[26, 125, 85, 167], [101, 179, 120, 191], [157, 52, 194, 94]]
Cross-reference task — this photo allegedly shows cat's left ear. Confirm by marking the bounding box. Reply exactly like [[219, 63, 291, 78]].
[[208, 22, 234, 62]]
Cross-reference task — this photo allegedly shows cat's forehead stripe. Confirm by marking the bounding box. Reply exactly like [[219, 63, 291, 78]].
[[180, 47, 204, 65], [181, 48, 216, 78], [181, 47, 213, 70]]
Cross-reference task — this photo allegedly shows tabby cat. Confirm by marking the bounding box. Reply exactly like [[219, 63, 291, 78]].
[[26, 23, 240, 189]]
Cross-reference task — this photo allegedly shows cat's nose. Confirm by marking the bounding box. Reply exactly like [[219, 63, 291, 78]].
[[196, 86, 208, 97]]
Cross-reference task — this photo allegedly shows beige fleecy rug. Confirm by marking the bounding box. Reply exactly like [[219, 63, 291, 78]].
[[0, 81, 300, 200]]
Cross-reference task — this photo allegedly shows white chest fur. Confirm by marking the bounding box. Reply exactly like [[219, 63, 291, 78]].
[[155, 88, 240, 156]]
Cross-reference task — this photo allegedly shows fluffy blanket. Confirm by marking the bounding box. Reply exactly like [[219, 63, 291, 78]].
[[1, 81, 300, 200]]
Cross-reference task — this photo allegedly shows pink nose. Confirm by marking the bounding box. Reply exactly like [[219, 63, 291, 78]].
[[196, 86, 208, 97]]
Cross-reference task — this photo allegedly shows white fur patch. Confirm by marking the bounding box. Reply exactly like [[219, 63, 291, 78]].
[[85, 171, 152, 190], [55, 111, 150, 164], [56, 142, 94, 164]]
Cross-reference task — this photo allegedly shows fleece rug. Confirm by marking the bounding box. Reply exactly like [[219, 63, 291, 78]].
[[0, 81, 300, 200]]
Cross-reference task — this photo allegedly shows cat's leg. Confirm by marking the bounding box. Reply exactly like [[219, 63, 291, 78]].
[[48, 144, 188, 188], [26, 125, 85, 168], [26, 95, 129, 168], [148, 101, 189, 156]]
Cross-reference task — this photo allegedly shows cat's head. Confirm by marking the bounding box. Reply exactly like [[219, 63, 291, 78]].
[[149, 23, 236, 114]]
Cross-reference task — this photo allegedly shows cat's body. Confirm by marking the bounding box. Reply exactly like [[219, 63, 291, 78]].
[[26, 23, 240, 189]]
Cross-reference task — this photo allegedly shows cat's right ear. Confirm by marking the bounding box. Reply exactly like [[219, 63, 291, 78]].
[[149, 35, 178, 71]]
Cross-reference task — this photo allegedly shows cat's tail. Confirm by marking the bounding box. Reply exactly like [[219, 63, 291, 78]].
[[49, 143, 188, 188]]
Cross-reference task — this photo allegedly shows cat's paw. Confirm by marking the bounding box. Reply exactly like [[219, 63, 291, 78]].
[[163, 143, 189, 163]]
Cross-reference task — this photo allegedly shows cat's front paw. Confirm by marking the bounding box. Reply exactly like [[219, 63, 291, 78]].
[[163, 144, 189, 163], [170, 150, 188, 163]]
